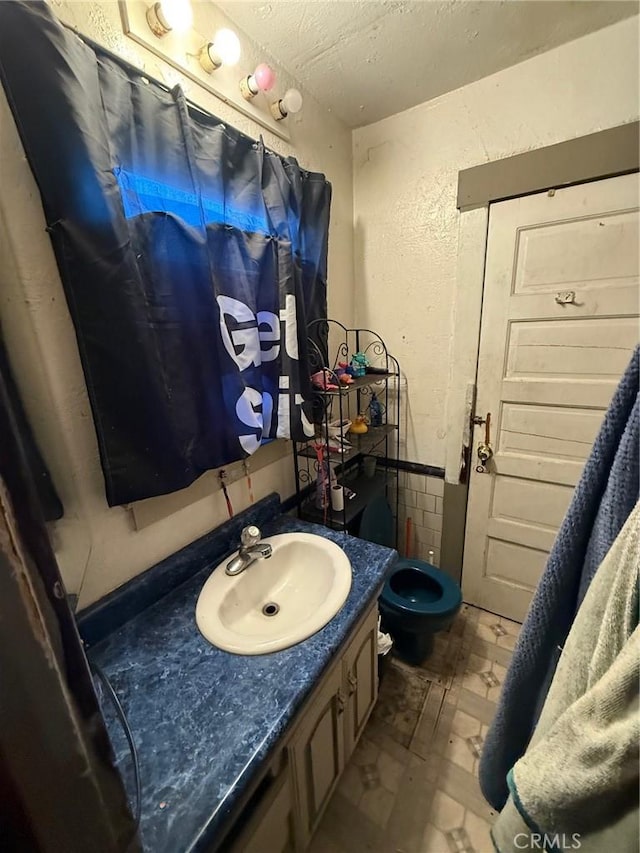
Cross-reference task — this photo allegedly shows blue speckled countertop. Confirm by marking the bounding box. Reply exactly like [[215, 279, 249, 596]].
[[86, 501, 397, 853]]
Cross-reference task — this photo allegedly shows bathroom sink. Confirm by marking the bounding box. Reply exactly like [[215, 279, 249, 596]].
[[195, 532, 352, 654]]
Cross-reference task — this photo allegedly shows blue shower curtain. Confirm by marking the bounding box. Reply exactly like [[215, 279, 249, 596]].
[[0, 1, 329, 506]]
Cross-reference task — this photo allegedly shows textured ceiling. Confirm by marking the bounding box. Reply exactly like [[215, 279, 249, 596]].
[[215, 0, 639, 127]]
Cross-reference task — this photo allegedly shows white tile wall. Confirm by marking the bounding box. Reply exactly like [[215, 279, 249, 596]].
[[417, 492, 436, 513], [396, 473, 444, 565]]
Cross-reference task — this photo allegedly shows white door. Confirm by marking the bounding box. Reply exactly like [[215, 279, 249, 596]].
[[462, 173, 640, 622]]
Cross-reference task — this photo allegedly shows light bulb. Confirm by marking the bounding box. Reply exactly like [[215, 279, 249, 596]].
[[200, 28, 241, 73], [161, 0, 192, 31], [147, 0, 192, 37], [211, 28, 241, 66], [253, 63, 276, 92], [282, 88, 303, 114], [240, 64, 276, 100], [270, 88, 303, 120]]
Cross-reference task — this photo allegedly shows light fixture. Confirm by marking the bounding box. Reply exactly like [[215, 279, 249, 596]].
[[146, 0, 193, 37], [199, 28, 242, 73], [270, 88, 303, 120], [240, 64, 276, 100]]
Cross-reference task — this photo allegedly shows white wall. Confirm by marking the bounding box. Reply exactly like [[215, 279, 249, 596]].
[[353, 16, 640, 467], [0, 0, 354, 608]]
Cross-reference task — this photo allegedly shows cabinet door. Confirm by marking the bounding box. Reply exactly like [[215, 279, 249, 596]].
[[290, 663, 345, 847], [343, 605, 379, 758], [234, 771, 295, 853]]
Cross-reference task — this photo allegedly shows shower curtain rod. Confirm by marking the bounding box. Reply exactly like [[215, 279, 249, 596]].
[[60, 20, 280, 158]]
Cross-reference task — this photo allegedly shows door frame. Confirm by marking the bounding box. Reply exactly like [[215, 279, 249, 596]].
[[0, 341, 138, 849], [439, 121, 639, 586]]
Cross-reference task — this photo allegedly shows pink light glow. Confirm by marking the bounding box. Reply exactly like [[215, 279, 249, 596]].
[[253, 63, 276, 92]]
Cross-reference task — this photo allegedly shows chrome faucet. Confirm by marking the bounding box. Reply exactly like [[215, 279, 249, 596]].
[[226, 525, 273, 576]]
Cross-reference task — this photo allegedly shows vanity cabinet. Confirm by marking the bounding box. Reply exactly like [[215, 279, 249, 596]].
[[228, 601, 379, 853], [289, 601, 378, 850]]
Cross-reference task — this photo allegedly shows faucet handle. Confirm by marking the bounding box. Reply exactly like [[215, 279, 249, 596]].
[[240, 525, 261, 547]]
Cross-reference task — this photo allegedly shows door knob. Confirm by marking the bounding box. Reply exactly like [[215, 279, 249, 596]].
[[477, 442, 493, 467], [475, 412, 493, 473]]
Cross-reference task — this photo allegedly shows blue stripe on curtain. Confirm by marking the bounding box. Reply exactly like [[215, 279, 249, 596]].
[[115, 169, 271, 234]]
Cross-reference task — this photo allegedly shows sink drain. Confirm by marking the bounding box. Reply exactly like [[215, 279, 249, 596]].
[[262, 602, 280, 617]]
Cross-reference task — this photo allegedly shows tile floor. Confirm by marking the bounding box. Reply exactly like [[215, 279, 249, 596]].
[[308, 604, 522, 853]]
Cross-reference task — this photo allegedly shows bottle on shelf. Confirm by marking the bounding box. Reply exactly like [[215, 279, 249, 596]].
[[369, 393, 383, 427]]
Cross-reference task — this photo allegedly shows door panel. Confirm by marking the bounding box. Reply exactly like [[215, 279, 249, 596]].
[[486, 517, 557, 553], [484, 539, 548, 592], [308, 708, 340, 812], [491, 476, 573, 531], [232, 770, 295, 853], [514, 209, 639, 292], [506, 318, 638, 377], [487, 476, 574, 555], [500, 378, 618, 408], [343, 609, 378, 757], [500, 404, 601, 462], [462, 173, 639, 621], [289, 663, 344, 846]]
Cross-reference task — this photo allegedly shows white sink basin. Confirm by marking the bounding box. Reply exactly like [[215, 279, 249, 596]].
[[195, 532, 352, 655]]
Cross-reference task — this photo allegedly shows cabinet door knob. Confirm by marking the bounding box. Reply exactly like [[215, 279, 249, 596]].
[[336, 688, 346, 713], [347, 672, 358, 695]]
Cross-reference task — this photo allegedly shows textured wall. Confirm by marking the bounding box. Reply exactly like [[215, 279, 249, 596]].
[[0, 0, 354, 608], [353, 16, 640, 467], [216, 1, 638, 129]]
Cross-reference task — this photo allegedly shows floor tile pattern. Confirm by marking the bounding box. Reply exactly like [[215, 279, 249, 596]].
[[308, 604, 522, 853], [370, 661, 434, 748]]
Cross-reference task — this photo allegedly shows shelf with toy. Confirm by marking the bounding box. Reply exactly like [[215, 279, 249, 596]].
[[293, 319, 401, 544], [318, 372, 397, 395], [296, 424, 397, 461]]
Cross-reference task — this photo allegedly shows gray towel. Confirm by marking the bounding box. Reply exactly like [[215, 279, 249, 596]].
[[480, 346, 640, 809], [491, 503, 640, 852]]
